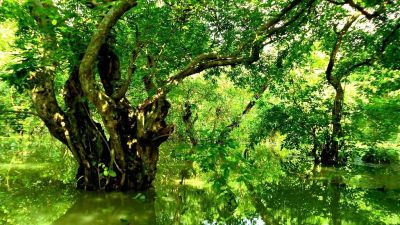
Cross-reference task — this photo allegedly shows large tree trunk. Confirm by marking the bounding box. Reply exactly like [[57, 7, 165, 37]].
[[32, 57, 173, 191], [28, 0, 173, 191], [72, 42, 173, 191]]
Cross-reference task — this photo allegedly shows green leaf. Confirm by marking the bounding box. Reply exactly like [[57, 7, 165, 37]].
[[108, 169, 117, 177], [51, 19, 57, 26]]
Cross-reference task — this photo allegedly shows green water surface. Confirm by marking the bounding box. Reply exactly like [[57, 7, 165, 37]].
[[0, 162, 399, 225]]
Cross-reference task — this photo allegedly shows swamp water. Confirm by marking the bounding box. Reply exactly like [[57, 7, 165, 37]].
[[0, 163, 399, 225]]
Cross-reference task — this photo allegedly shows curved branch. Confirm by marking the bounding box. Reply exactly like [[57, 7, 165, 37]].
[[326, 14, 359, 86], [326, 0, 390, 20], [79, 0, 137, 112], [257, 0, 303, 34], [139, 0, 314, 109], [340, 21, 400, 77], [78, 0, 137, 186]]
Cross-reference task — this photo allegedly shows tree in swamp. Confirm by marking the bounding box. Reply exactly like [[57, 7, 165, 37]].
[[0, 0, 317, 191], [248, 1, 400, 166], [319, 0, 400, 165]]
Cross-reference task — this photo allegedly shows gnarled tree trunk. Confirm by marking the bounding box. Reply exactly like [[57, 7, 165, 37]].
[[29, 0, 174, 191]]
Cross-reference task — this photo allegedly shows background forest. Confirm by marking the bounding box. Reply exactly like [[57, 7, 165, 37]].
[[0, 0, 399, 224]]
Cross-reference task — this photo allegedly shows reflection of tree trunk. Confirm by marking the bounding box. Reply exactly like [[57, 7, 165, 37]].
[[330, 184, 341, 225], [52, 192, 156, 225], [244, 181, 274, 224]]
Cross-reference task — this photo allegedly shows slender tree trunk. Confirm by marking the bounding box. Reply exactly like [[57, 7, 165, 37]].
[[331, 85, 344, 160], [321, 84, 344, 165], [321, 85, 344, 165], [321, 15, 358, 166]]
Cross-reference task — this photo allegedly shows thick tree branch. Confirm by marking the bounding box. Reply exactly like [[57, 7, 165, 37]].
[[171, 0, 314, 83], [28, 0, 73, 150], [79, 0, 137, 112], [326, 0, 390, 20], [139, 0, 313, 110], [79, 0, 137, 186]]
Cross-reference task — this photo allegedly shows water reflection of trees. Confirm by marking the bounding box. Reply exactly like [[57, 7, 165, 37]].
[[249, 175, 399, 225], [53, 192, 156, 225], [152, 170, 399, 225], [2, 165, 399, 225]]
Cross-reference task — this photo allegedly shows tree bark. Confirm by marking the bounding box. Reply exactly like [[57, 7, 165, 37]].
[[321, 83, 344, 165]]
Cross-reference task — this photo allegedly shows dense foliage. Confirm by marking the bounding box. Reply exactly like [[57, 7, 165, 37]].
[[0, 1, 399, 223]]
